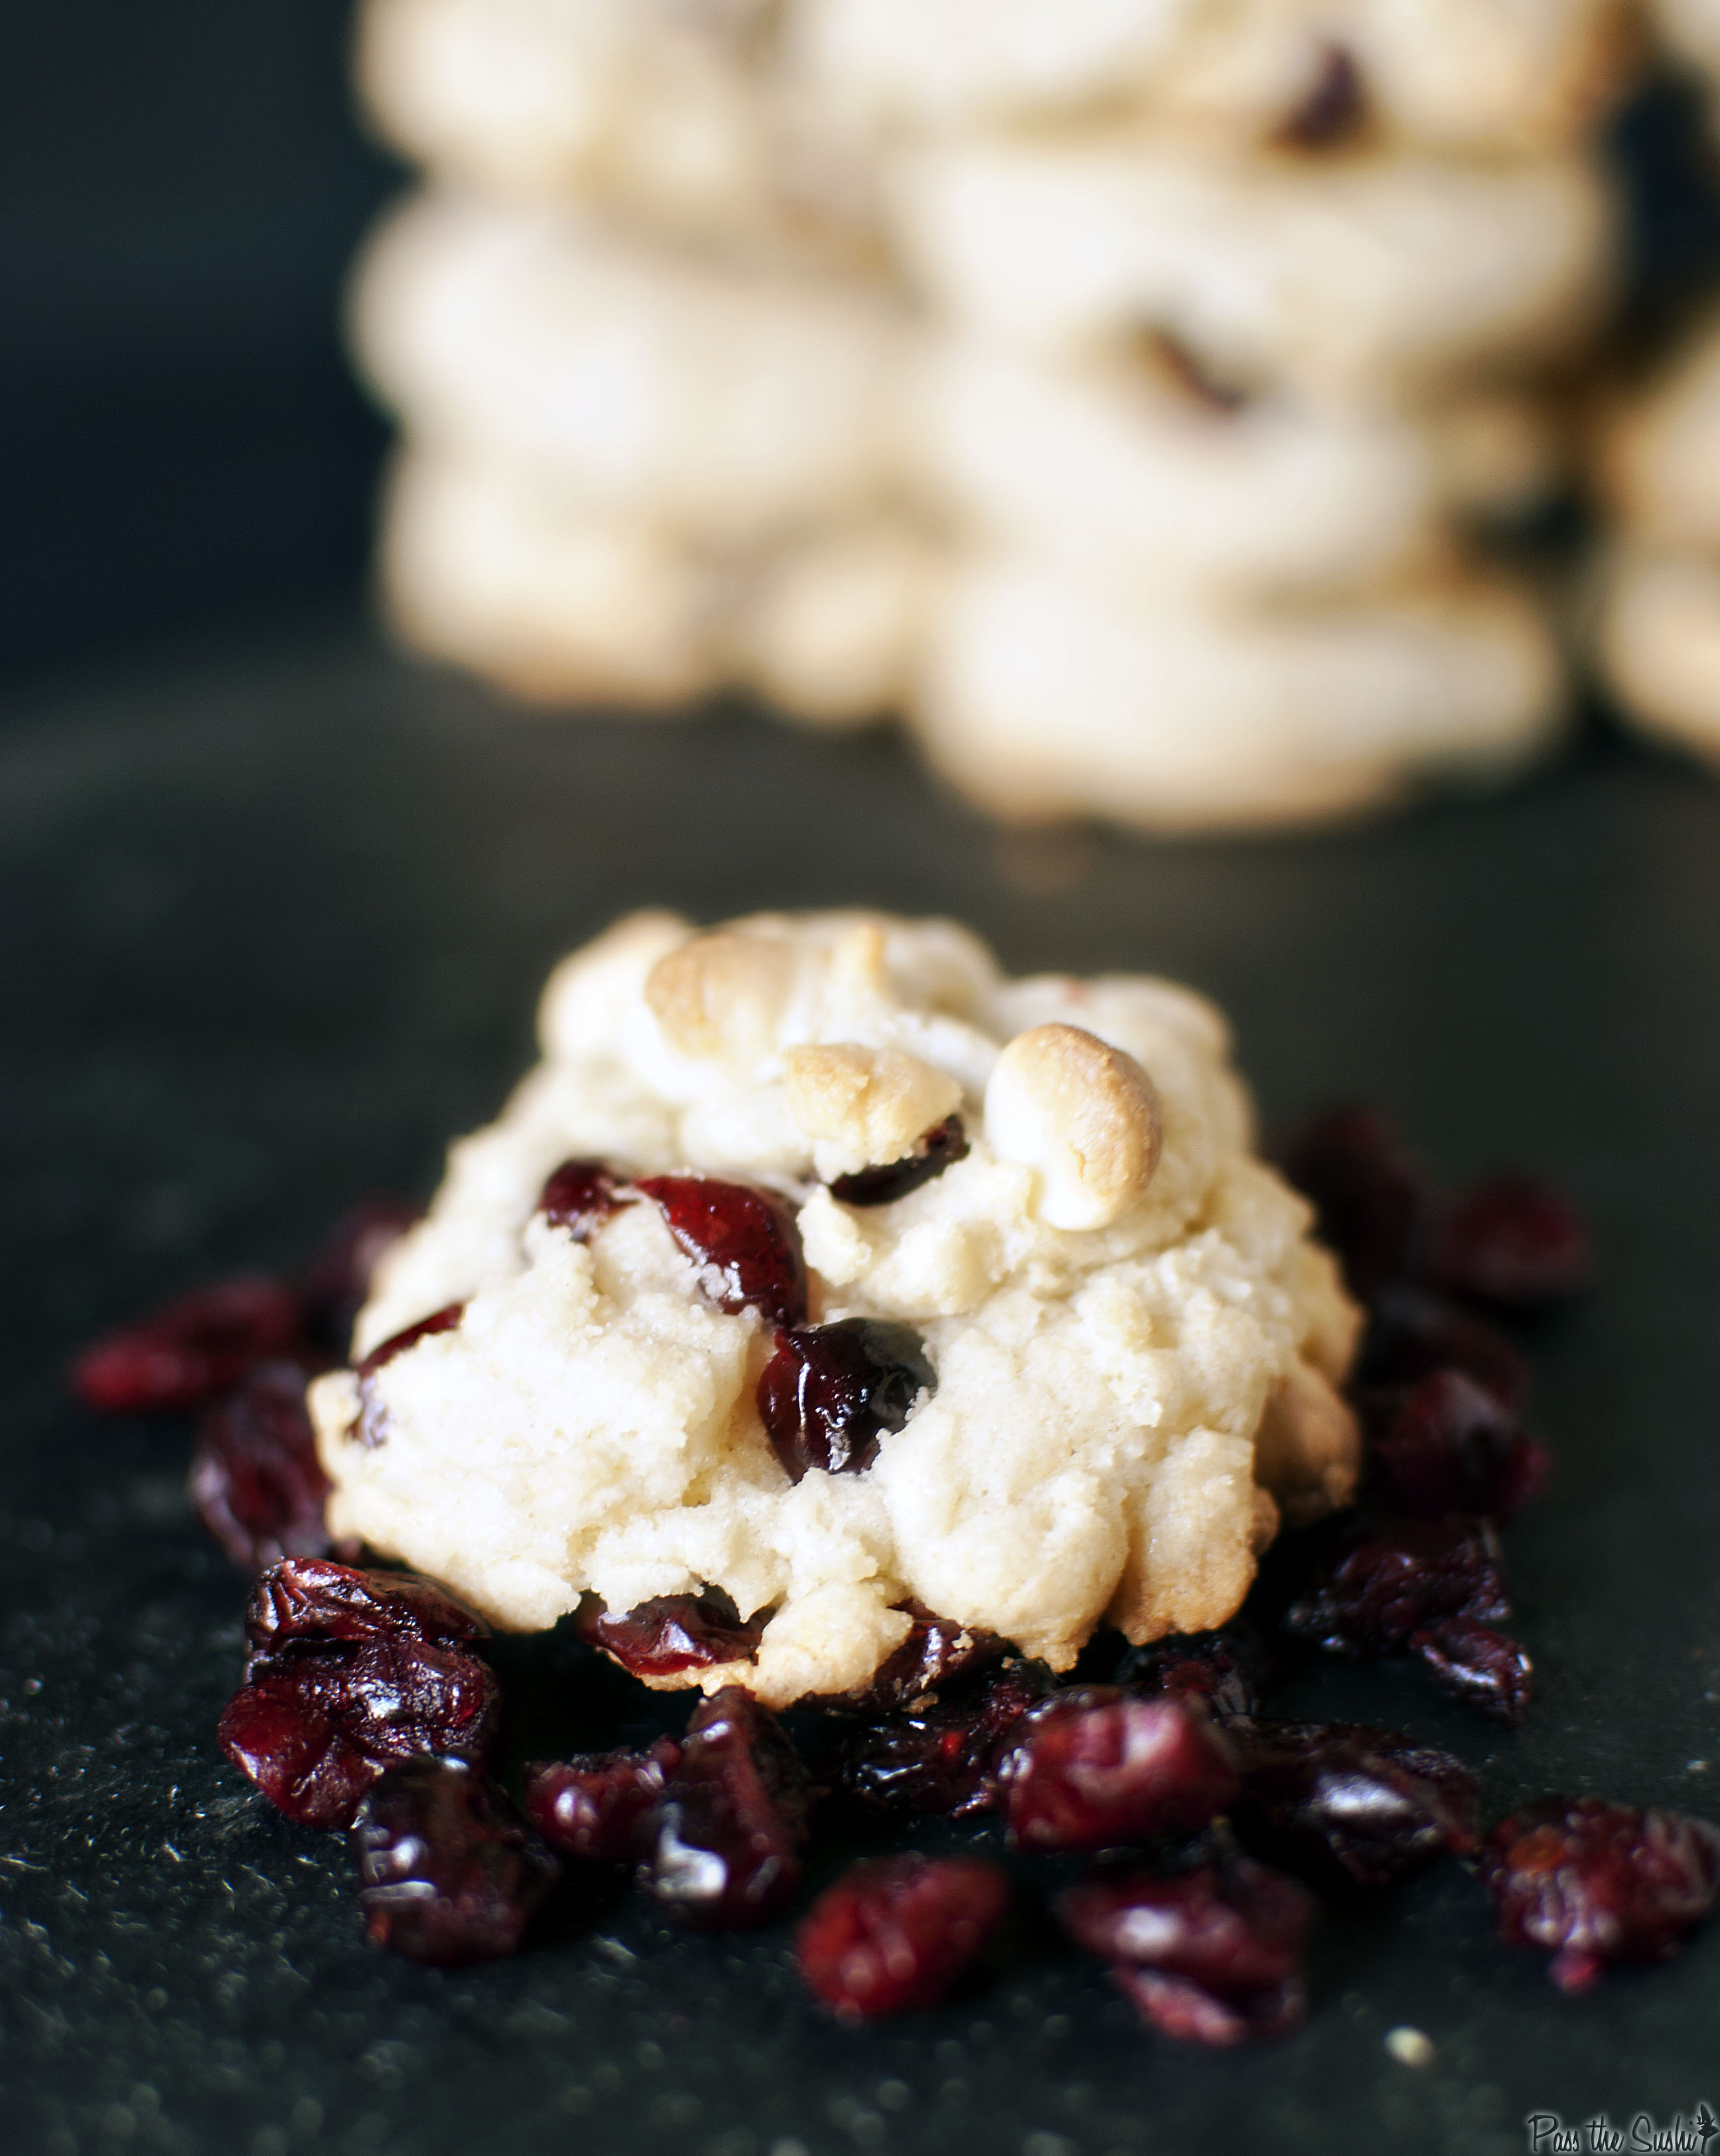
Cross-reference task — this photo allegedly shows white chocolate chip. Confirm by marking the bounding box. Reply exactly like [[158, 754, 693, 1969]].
[[646, 930, 799, 1065], [983, 1023, 1161, 1230], [784, 1042, 962, 1177]]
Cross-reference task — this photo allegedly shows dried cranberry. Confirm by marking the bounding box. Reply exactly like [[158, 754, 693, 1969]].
[[188, 1362, 337, 1570], [831, 1603, 1007, 1716], [536, 1158, 625, 1239], [1480, 1796, 1720, 1991], [828, 1115, 970, 1207], [1369, 1368, 1549, 1523], [642, 1688, 812, 1928], [1283, 1516, 1510, 1657], [1115, 1632, 1257, 1723], [72, 1275, 309, 1416], [798, 1855, 1009, 2019], [634, 1176, 806, 1327], [526, 1743, 677, 1865], [299, 1198, 418, 1356], [758, 1319, 936, 1482], [1230, 1719, 1478, 1886], [349, 1302, 465, 1449], [1358, 1287, 1528, 1411], [1276, 42, 1366, 150], [577, 1591, 764, 1681], [1411, 1620, 1533, 1728], [243, 1557, 488, 1668], [836, 1659, 1054, 1816], [1269, 1105, 1428, 1303], [1429, 1173, 1594, 1312], [352, 1758, 559, 1966], [1060, 1849, 1314, 2047], [219, 1634, 502, 1830], [997, 1689, 1242, 1854]]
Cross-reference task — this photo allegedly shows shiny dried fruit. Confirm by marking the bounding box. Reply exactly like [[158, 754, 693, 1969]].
[[72, 1275, 308, 1415], [835, 1659, 1054, 1816], [827, 1114, 970, 1206], [577, 1592, 764, 1681], [1230, 1719, 1478, 1885], [997, 1689, 1242, 1854], [536, 1158, 625, 1239], [1060, 1849, 1314, 2047], [526, 1744, 676, 1866], [1283, 1516, 1510, 1657], [831, 1603, 1007, 1716], [242, 1557, 488, 1669], [1368, 1369, 1548, 1523], [1480, 1796, 1720, 1993], [1115, 1632, 1258, 1723], [352, 1757, 559, 1966], [1429, 1173, 1593, 1311], [1410, 1620, 1533, 1728], [798, 1854, 1009, 2019], [757, 1319, 936, 1482], [634, 1175, 807, 1326], [642, 1688, 812, 1928], [188, 1362, 337, 1570]]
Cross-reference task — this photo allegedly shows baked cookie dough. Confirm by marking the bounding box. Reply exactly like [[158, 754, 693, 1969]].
[[309, 912, 1361, 1707]]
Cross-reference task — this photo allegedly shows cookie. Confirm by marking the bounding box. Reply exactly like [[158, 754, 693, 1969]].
[[791, 0, 1635, 154], [1595, 545, 1720, 763], [908, 342, 1557, 605], [350, 194, 907, 543], [914, 557, 1564, 831], [1595, 307, 1720, 548], [309, 911, 1360, 1704], [379, 445, 935, 719], [356, 0, 872, 259], [889, 136, 1613, 400]]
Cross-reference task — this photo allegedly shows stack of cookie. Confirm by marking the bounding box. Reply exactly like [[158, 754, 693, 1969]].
[[1593, 0, 1720, 767], [352, 0, 1637, 828]]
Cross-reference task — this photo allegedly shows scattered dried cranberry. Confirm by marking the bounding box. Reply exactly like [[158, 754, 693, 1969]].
[[832, 1603, 1007, 1717], [798, 1855, 1009, 2019], [536, 1158, 625, 1240], [577, 1591, 764, 1680], [1369, 1369, 1549, 1523], [72, 1275, 309, 1416], [1276, 42, 1366, 150], [219, 1636, 502, 1830], [836, 1659, 1054, 1816], [349, 1302, 465, 1448], [1358, 1287, 1528, 1411], [352, 1758, 559, 1966], [1269, 1105, 1428, 1303], [188, 1362, 338, 1570], [634, 1176, 807, 1327], [1411, 1619, 1533, 1728], [1115, 1632, 1258, 1723], [299, 1197, 418, 1356], [828, 1115, 970, 1207], [526, 1743, 677, 1866], [1480, 1796, 1720, 1992], [1229, 1719, 1478, 1886], [242, 1557, 488, 1667], [642, 1688, 812, 1928], [1429, 1174, 1594, 1312], [1060, 1849, 1314, 2047], [220, 1559, 501, 1829], [1283, 1516, 1510, 1657], [997, 1689, 1242, 1854], [757, 1319, 936, 1482]]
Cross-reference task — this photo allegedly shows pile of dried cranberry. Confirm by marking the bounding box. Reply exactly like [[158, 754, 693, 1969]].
[[69, 1112, 1720, 2029]]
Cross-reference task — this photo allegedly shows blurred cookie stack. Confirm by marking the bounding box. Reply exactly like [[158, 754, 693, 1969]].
[[352, 0, 1640, 829], [1594, 0, 1720, 767]]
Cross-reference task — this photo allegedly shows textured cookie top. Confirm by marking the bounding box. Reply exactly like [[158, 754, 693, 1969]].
[[311, 911, 1359, 1705]]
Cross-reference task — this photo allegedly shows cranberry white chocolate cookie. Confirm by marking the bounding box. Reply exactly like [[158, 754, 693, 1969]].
[[309, 912, 1360, 1705]]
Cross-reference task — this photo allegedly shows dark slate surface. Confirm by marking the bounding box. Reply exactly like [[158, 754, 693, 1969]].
[[5, 633, 1720, 2156]]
